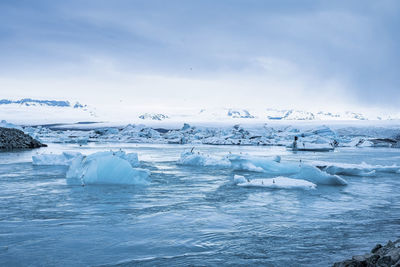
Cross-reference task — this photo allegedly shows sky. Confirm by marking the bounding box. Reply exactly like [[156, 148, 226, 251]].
[[0, 0, 399, 114]]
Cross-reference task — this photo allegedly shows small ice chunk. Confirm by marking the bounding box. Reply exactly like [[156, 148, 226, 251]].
[[233, 175, 248, 184], [236, 176, 316, 190], [273, 155, 281, 163]]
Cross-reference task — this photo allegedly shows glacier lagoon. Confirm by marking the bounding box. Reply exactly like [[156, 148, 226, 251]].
[[1, 143, 400, 266]]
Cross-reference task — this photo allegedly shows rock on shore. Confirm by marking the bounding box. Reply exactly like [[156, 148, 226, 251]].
[[333, 239, 400, 267], [0, 127, 47, 150]]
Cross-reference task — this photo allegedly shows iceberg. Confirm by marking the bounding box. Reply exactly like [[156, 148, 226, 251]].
[[312, 161, 400, 176], [228, 154, 300, 174], [234, 175, 316, 190], [176, 150, 348, 186], [178, 152, 347, 185], [292, 165, 347, 185], [32, 152, 83, 166], [66, 152, 150, 185], [229, 155, 346, 185]]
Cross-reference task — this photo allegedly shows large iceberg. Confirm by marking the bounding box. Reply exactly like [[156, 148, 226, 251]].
[[234, 175, 316, 190], [66, 151, 150, 185]]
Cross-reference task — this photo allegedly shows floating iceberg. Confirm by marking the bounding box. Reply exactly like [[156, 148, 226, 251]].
[[66, 152, 150, 185], [228, 154, 300, 174], [32, 152, 83, 166], [292, 165, 347, 185], [234, 175, 316, 190], [178, 152, 346, 186], [178, 152, 347, 185], [229, 154, 346, 185], [313, 161, 400, 177], [177, 151, 231, 167]]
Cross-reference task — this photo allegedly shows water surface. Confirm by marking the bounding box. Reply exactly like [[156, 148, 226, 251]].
[[1, 144, 399, 266]]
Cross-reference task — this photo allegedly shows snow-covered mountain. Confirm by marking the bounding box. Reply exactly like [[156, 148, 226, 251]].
[[1, 98, 399, 125], [190, 108, 399, 121], [138, 113, 169, 121], [0, 98, 97, 125], [265, 109, 370, 121]]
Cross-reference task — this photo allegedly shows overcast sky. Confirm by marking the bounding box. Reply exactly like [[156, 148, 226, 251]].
[[0, 0, 399, 113]]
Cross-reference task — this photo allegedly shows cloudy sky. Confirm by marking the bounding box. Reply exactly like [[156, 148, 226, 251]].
[[0, 0, 399, 113]]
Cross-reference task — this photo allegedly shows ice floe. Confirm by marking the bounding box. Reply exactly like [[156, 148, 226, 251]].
[[234, 175, 316, 189], [312, 161, 400, 177]]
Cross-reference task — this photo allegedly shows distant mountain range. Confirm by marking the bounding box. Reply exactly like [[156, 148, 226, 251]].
[[0, 98, 87, 109], [0, 98, 96, 124], [1, 98, 398, 124], [264, 109, 369, 121], [192, 108, 399, 121]]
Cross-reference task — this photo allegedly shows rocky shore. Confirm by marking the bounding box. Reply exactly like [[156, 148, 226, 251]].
[[333, 239, 400, 267], [0, 127, 47, 150]]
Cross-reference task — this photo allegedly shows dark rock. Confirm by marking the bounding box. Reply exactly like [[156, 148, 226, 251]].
[[371, 244, 382, 254], [0, 127, 47, 150], [333, 239, 400, 267]]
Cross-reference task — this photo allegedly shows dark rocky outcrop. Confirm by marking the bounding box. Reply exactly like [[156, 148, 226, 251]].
[[333, 239, 400, 267], [0, 127, 47, 150]]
